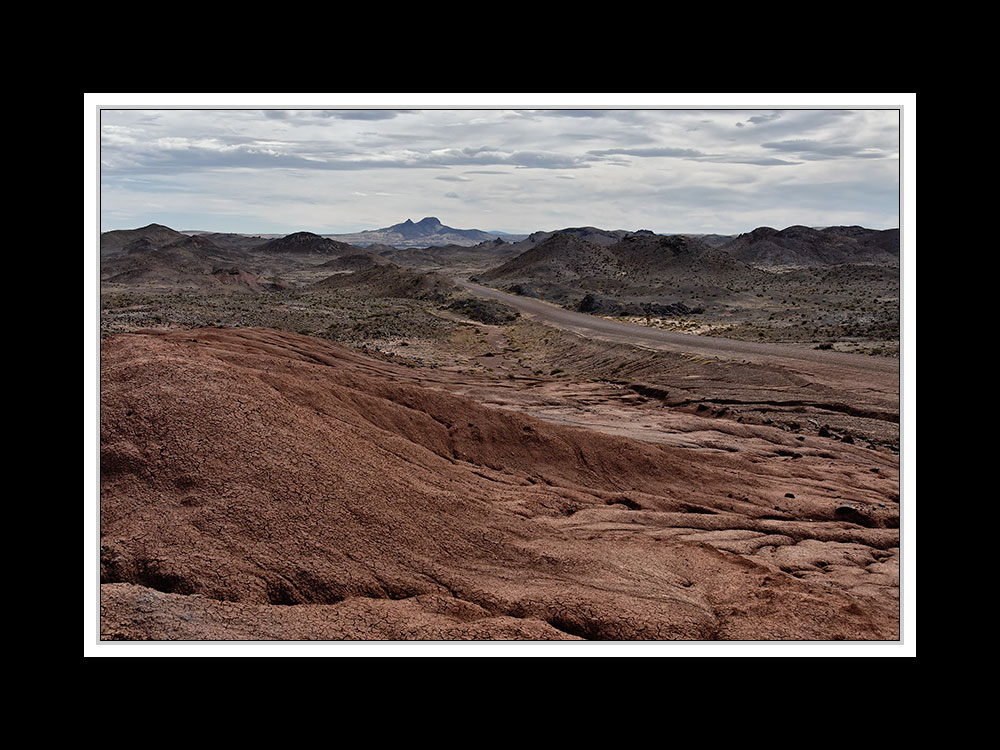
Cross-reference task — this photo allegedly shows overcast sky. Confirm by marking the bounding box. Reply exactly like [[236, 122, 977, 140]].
[[97, 97, 902, 236]]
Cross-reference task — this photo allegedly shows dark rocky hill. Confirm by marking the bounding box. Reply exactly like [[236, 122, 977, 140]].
[[479, 231, 763, 311], [481, 233, 620, 285], [100, 223, 187, 257], [186, 232, 272, 252], [101, 234, 271, 292], [256, 231, 361, 256], [689, 233, 738, 247], [720, 225, 900, 266], [612, 233, 748, 276], [507, 226, 632, 254]]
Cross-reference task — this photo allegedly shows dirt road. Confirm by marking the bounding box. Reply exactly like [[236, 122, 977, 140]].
[[456, 281, 900, 434], [456, 280, 898, 375]]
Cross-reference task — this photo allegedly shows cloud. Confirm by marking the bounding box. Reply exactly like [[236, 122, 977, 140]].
[[761, 139, 890, 160], [698, 155, 800, 166], [265, 109, 407, 122], [587, 146, 706, 159], [372, 147, 589, 171], [534, 110, 613, 118], [586, 145, 797, 167], [101, 133, 591, 174], [317, 110, 408, 121], [746, 112, 782, 125]]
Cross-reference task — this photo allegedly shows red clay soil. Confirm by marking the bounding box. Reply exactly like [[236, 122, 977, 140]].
[[99, 327, 900, 641]]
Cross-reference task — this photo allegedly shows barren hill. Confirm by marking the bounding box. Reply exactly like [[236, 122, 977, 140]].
[[256, 231, 361, 256], [184, 232, 272, 253], [479, 231, 762, 311], [100, 223, 186, 257], [484, 232, 614, 278], [517, 226, 633, 248], [100, 327, 899, 641], [317, 251, 392, 272], [611, 233, 750, 277], [100, 234, 272, 292], [720, 225, 900, 267], [311, 264, 456, 301]]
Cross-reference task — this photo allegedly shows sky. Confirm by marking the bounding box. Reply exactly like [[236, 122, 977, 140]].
[[95, 94, 905, 237]]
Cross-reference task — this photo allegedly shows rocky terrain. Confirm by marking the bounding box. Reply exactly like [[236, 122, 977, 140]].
[[310, 264, 456, 301], [378, 237, 523, 274], [719, 225, 900, 267], [96, 219, 903, 642], [474, 226, 900, 356], [317, 251, 392, 273], [101, 234, 279, 293], [100, 327, 899, 641], [479, 232, 759, 306]]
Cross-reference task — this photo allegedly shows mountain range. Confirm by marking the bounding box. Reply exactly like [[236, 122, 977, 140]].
[[324, 217, 527, 248], [100, 219, 900, 307]]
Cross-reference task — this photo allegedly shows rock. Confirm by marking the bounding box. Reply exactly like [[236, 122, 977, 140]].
[[507, 283, 539, 298], [834, 503, 873, 527]]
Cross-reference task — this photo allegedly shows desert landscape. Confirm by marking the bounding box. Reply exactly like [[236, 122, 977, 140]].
[[88, 102, 912, 653], [96, 216, 903, 643]]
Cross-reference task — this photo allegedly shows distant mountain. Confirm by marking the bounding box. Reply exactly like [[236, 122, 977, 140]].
[[720, 225, 900, 266], [326, 217, 523, 248], [255, 231, 361, 256]]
